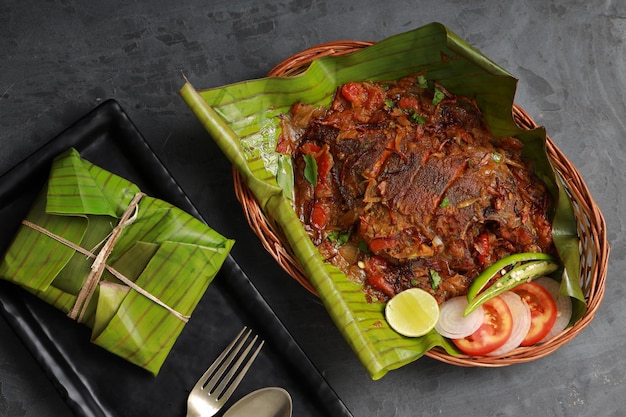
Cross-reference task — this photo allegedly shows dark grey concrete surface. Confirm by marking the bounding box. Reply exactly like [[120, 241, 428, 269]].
[[1, 1, 624, 416]]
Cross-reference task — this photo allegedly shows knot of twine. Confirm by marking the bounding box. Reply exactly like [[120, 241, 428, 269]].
[[22, 192, 190, 324]]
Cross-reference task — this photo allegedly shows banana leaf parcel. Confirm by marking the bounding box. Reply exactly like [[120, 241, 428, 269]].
[[180, 22, 583, 379], [0, 148, 234, 375]]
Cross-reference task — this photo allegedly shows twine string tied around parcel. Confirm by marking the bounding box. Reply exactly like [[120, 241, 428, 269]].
[[21, 192, 191, 324]]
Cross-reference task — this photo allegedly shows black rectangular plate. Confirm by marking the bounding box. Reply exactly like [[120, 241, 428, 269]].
[[0, 100, 352, 417]]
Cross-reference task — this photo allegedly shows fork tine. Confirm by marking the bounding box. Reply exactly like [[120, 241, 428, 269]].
[[192, 327, 246, 391], [212, 334, 264, 401], [203, 328, 254, 393], [196, 326, 264, 403]]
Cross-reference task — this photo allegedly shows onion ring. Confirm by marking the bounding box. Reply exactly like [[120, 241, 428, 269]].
[[435, 296, 484, 339]]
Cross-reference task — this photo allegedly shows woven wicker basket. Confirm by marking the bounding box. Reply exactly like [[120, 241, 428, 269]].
[[232, 41, 610, 367]]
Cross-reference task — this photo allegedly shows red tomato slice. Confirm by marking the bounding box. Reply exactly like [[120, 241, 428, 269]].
[[512, 282, 557, 346], [452, 296, 513, 356]]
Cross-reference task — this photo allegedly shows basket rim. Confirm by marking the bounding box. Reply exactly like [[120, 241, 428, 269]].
[[231, 40, 610, 367]]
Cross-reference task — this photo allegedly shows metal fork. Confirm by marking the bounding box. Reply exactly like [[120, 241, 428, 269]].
[[186, 327, 264, 417]]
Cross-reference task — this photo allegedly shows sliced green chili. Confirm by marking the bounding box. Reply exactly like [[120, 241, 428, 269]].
[[464, 258, 559, 316], [466, 252, 555, 301]]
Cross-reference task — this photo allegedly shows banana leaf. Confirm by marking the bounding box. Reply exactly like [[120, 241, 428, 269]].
[[0, 148, 234, 375], [180, 22, 582, 379]]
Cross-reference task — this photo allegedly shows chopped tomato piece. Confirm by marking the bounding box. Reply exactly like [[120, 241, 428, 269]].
[[341, 82, 385, 109], [512, 282, 557, 346], [341, 82, 369, 107], [300, 142, 322, 154], [364, 256, 396, 297], [314, 146, 333, 185], [398, 96, 419, 111], [474, 232, 490, 265], [368, 272, 396, 297], [276, 115, 297, 155], [275, 134, 291, 154], [452, 296, 513, 356], [311, 201, 330, 229], [369, 237, 399, 252]]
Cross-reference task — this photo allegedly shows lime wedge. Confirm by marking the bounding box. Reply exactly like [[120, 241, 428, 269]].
[[385, 288, 440, 337]]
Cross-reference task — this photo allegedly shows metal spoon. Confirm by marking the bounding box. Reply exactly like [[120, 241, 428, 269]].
[[223, 387, 292, 417]]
